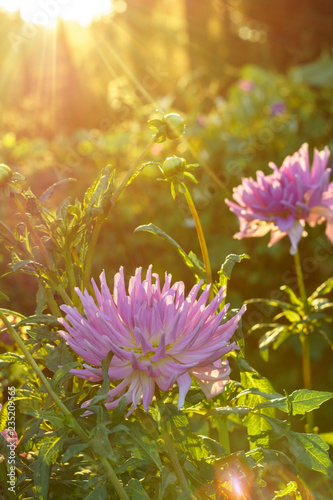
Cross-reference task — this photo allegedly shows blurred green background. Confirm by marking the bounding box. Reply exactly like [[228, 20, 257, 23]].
[[0, 0, 333, 430]]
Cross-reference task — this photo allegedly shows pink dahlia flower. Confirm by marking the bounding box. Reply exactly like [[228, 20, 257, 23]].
[[58, 267, 245, 413], [226, 143, 333, 254]]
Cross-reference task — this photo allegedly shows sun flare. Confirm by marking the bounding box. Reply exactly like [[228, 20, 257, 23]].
[[0, 0, 113, 27]]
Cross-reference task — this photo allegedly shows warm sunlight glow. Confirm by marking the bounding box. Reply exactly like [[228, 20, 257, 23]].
[[0, 0, 113, 28]]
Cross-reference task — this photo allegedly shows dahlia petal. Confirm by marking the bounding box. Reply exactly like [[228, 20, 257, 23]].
[[177, 372, 192, 408], [191, 359, 231, 399], [287, 220, 305, 255]]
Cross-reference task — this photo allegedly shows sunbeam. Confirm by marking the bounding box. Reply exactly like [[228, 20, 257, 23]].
[[0, 0, 113, 28]]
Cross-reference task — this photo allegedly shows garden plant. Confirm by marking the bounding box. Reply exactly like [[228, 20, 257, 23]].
[[0, 2, 333, 499]]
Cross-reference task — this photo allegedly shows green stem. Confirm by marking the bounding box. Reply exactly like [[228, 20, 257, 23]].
[[0, 311, 129, 499], [183, 186, 214, 301], [83, 218, 103, 290], [42, 284, 62, 317], [14, 195, 54, 270], [294, 250, 307, 304], [216, 416, 230, 455], [160, 414, 192, 496], [293, 250, 314, 432], [65, 250, 79, 305]]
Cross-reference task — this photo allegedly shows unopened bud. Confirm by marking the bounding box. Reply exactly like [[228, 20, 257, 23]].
[[162, 156, 186, 177], [164, 113, 185, 140]]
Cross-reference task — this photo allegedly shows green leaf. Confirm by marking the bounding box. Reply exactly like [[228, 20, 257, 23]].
[[206, 406, 250, 419], [84, 483, 108, 500], [0, 352, 30, 369], [218, 253, 249, 286], [261, 415, 333, 477], [125, 479, 150, 499], [89, 350, 112, 405], [62, 442, 89, 463], [90, 424, 116, 463], [135, 223, 205, 278], [34, 432, 65, 500], [25, 410, 65, 427], [273, 481, 300, 499], [256, 389, 333, 415], [83, 165, 115, 212], [46, 341, 74, 373], [125, 425, 163, 471], [115, 457, 150, 474], [16, 314, 59, 327], [239, 370, 276, 449], [258, 326, 291, 352], [52, 361, 82, 388], [280, 285, 302, 306], [0, 403, 8, 432], [309, 277, 333, 301]]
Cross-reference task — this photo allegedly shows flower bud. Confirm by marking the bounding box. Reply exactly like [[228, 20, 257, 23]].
[[164, 113, 185, 140], [162, 156, 186, 177], [0, 164, 12, 187]]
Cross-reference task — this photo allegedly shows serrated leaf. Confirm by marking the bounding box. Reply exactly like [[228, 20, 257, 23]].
[[46, 341, 74, 373], [0, 352, 30, 369], [261, 415, 333, 477], [125, 479, 150, 499], [17, 314, 59, 327], [39, 432, 66, 466], [256, 389, 333, 415], [90, 424, 116, 462], [239, 371, 276, 449], [25, 410, 65, 427], [34, 432, 65, 499], [83, 165, 114, 211]]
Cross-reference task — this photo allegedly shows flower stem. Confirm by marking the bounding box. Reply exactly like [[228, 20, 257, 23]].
[[183, 186, 213, 301], [216, 415, 230, 455], [65, 250, 79, 305], [0, 310, 129, 499], [14, 195, 54, 270], [160, 413, 192, 496], [41, 284, 62, 317], [294, 250, 307, 304], [293, 250, 314, 432]]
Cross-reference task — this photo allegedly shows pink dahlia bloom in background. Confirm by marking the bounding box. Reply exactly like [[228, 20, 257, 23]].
[[225, 143, 333, 254], [59, 267, 245, 413]]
